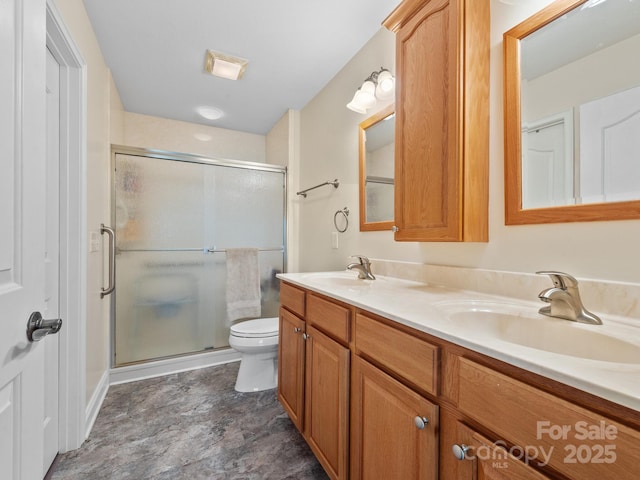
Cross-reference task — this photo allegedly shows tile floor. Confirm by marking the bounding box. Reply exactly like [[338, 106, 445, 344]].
[[49, 362, 327, 479]]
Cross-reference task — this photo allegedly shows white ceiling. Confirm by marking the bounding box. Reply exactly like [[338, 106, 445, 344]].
[[83, 0, 400, 135]]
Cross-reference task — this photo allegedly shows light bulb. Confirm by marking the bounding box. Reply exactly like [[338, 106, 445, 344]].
[[356, 80, 377, 108], [347, 90, 368, 113], [375, 70, 395, 100]]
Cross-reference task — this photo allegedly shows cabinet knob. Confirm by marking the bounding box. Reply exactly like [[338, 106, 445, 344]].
[[452, 444, 470, 461], [392, 226, 400, 233], [414, 416, 429, 430], [302, 333, 311, 340], [293, 327, 301, 333]]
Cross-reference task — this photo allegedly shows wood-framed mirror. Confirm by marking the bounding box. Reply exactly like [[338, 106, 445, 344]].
[[359, 104, 395, 231], [504, 0, 640, 225]]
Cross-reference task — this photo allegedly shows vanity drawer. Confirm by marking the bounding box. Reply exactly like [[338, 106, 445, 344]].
[[354, 313, 439, 396], [307, 293, 350, 344], [280, 282, 305, 318], [458, 358, 640, 480]]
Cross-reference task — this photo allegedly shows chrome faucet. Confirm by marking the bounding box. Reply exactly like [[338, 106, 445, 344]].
[[347, 255, 376, 280], [536, 271, 602, 325]]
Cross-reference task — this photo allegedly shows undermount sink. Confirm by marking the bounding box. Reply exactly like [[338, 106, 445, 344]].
[[437, 301, 640, 364]]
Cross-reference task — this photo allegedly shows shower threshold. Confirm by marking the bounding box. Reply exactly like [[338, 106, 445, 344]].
[[110, 347, 241, 385]]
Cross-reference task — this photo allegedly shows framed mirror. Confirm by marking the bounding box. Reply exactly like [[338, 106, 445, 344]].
[[504, 0, 640, 225], [359, 104, 395, 231]]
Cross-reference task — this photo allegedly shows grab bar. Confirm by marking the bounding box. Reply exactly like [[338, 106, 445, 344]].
[[296, 179, 339, 198], [101, 224, 116, 298]]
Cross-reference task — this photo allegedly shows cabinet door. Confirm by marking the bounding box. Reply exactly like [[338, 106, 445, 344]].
[[304, 326, 350, 480], [277, 307, 305, 432], [386, 0, 489, 242], [351, 356, 439, 480], [394, 0, 461, 241], [451, 423, 552, 480]]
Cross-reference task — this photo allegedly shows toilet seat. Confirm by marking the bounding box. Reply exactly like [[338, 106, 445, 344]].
[[230, 317, 278, 338]]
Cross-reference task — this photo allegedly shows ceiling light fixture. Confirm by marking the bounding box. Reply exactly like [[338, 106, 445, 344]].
[[197, 106, 224, 120], [347, 67, 395, 114], [204, 50, 248, 80]]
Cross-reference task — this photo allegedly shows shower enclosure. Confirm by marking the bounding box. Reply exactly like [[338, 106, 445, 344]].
[[111, 147, 286, 367]]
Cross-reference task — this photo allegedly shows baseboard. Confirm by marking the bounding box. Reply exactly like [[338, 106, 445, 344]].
[[84, 369, 109, 439], [109, 348, 241, 386]]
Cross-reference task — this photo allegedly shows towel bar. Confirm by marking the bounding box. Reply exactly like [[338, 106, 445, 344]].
[[296, 179, 339, 197]]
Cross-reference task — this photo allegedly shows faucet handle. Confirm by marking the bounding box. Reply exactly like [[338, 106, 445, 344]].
[[349, 254, 370, 265], [536, 271, 579, 289]]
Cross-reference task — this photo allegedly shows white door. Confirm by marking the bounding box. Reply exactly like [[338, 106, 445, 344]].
[[43, 46, 61, 473], [579, 85, 640, 203], [0, 0, 52, 479], [523, 120, 573, 209]]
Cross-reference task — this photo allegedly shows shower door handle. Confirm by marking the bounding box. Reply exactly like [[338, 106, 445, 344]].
[[101, 224, 116, 298]]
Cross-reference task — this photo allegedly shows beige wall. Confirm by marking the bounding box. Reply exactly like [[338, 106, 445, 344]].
[[296, 0, 640, 284], [109, 73, 125, 145], [54, 0, 112, 404], [266, 112, 290, 168], [298, 28, 397, 272], [122, 112, 266, 163], [266, 110, 301, 272]]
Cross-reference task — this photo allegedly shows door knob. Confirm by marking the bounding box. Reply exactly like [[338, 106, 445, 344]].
[[414, 416, 429, 429], [452, 444, 470, 461], [26, 312, 62, 342]]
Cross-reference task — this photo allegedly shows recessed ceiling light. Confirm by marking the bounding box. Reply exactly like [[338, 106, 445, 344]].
[[197, 106, 224, 120], [204, 50, 248, 80]]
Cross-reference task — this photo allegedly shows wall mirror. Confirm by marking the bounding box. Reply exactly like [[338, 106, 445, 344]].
[[504, 0, 640, 225], [359, 104, 395, 231]]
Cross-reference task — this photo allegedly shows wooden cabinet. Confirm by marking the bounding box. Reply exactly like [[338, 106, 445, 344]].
[[278, 288, 351, 480], [383, 0, 489, 242], [305, 326, 350, 479], [280, 281, 305, 317], [279, 282, 640, 479], [451, 422, 552, 479], [278, 307, 305, 432], [350, 355, 439, 480], [354, 312, 439, 396], [455, 357, 640, 480]]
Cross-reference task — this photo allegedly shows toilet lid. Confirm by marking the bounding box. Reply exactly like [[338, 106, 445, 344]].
[[230, 317, 279, 338]]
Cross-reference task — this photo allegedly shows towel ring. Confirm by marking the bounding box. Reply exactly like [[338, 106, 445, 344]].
[[334, 207, 349, 233]]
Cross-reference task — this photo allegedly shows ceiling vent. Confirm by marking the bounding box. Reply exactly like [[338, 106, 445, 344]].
[[204, 50, 248, 80]]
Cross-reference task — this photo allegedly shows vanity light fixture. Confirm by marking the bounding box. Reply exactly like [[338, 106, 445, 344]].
[[204, 50, 248, 80], [347, 67, 395, 114]]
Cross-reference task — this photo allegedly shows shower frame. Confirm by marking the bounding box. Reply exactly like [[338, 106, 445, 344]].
[[109, 145, 288, 368]]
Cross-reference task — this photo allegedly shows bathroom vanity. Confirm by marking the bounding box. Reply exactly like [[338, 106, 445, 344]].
[[277, 273, 640, 480]]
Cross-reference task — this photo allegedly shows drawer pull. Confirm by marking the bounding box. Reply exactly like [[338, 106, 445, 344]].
[[414, 416, 429, 430], [452, 444, 470, 461]]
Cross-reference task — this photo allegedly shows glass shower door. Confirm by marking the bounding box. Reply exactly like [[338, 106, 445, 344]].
[[113, 152, 284, 366]]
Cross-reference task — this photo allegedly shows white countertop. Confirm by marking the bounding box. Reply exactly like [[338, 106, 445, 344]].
[[278, 271, 640, 412]]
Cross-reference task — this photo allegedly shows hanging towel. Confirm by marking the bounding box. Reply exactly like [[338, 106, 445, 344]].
[[225, 248, 261, 323]]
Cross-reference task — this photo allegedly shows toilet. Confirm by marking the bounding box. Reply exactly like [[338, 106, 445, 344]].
[[228, 317, 279, 392]]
